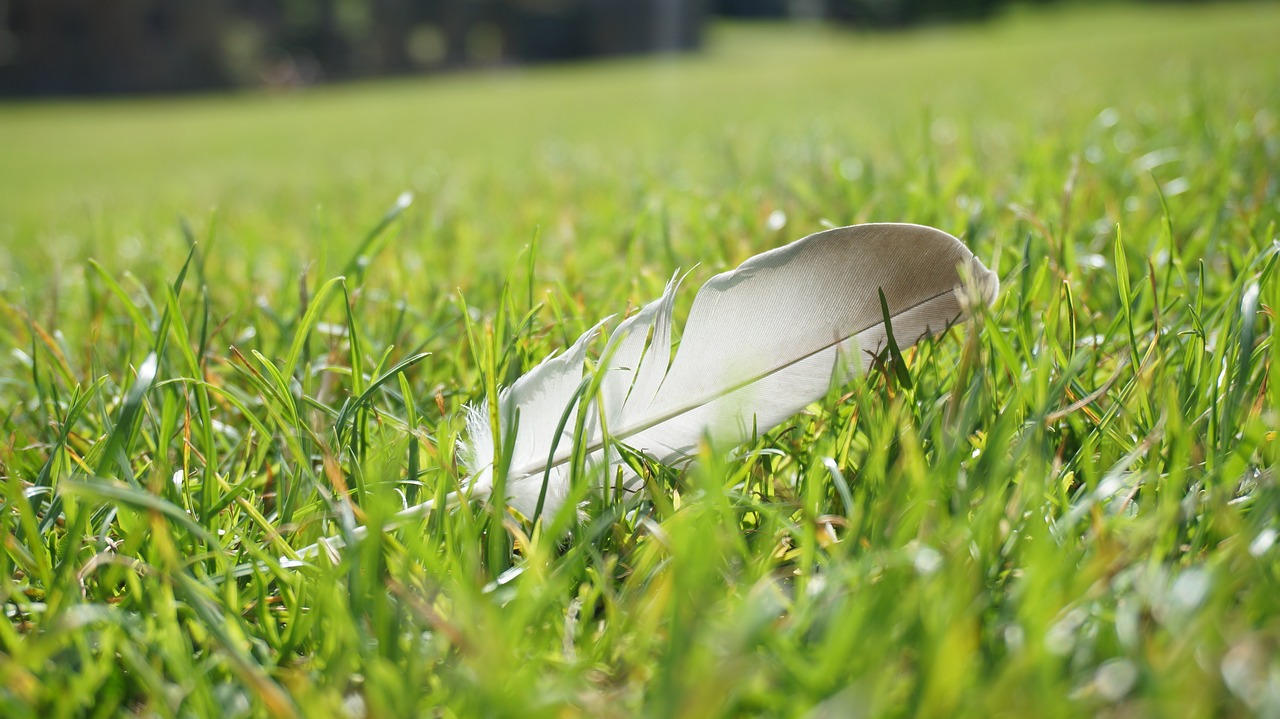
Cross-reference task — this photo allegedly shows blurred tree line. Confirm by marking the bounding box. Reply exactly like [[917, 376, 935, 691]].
[[717, 0, 1010, 24], [0, 0, 1193, 96], [0, 0, 705, 94]]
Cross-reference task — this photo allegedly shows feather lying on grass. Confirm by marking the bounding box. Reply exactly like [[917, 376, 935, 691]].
[[464, 222, 998, 519], [295, 222, 997, 560]]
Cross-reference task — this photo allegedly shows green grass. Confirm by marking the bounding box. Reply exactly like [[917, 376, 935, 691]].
[[2, 2, 1279, 716]]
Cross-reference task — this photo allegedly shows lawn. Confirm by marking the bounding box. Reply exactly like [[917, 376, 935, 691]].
[[1, 2, 1278, 717]]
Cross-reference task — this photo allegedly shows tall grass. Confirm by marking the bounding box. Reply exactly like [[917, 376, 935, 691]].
[[1, 3, 1278, 717]]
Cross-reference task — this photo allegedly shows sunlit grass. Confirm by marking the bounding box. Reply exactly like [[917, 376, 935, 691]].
[[1, 2, 1278, 717]]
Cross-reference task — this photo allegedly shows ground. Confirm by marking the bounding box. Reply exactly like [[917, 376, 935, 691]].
[[1, 3, 1278, 717]]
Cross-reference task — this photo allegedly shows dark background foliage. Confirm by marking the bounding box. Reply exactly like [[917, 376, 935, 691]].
[[0, 0, 1214, 96]]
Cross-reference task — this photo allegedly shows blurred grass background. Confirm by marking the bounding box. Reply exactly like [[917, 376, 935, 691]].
[[2, 2, 1275, 270]]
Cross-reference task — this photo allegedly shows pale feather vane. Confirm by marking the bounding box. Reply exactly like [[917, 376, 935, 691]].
[[464, 223, 999, 518]]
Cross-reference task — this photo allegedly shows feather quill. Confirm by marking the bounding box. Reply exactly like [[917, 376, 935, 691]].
[[463, 222, 998, 518]]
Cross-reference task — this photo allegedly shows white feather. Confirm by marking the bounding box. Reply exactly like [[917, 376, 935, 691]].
[[465, 223, 998, 518]]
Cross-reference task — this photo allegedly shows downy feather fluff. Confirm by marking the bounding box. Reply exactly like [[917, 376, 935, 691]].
[[463, 223, 998, 518]]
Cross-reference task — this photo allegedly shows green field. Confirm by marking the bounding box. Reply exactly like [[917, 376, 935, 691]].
[[2, 2, 1279, 717]]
